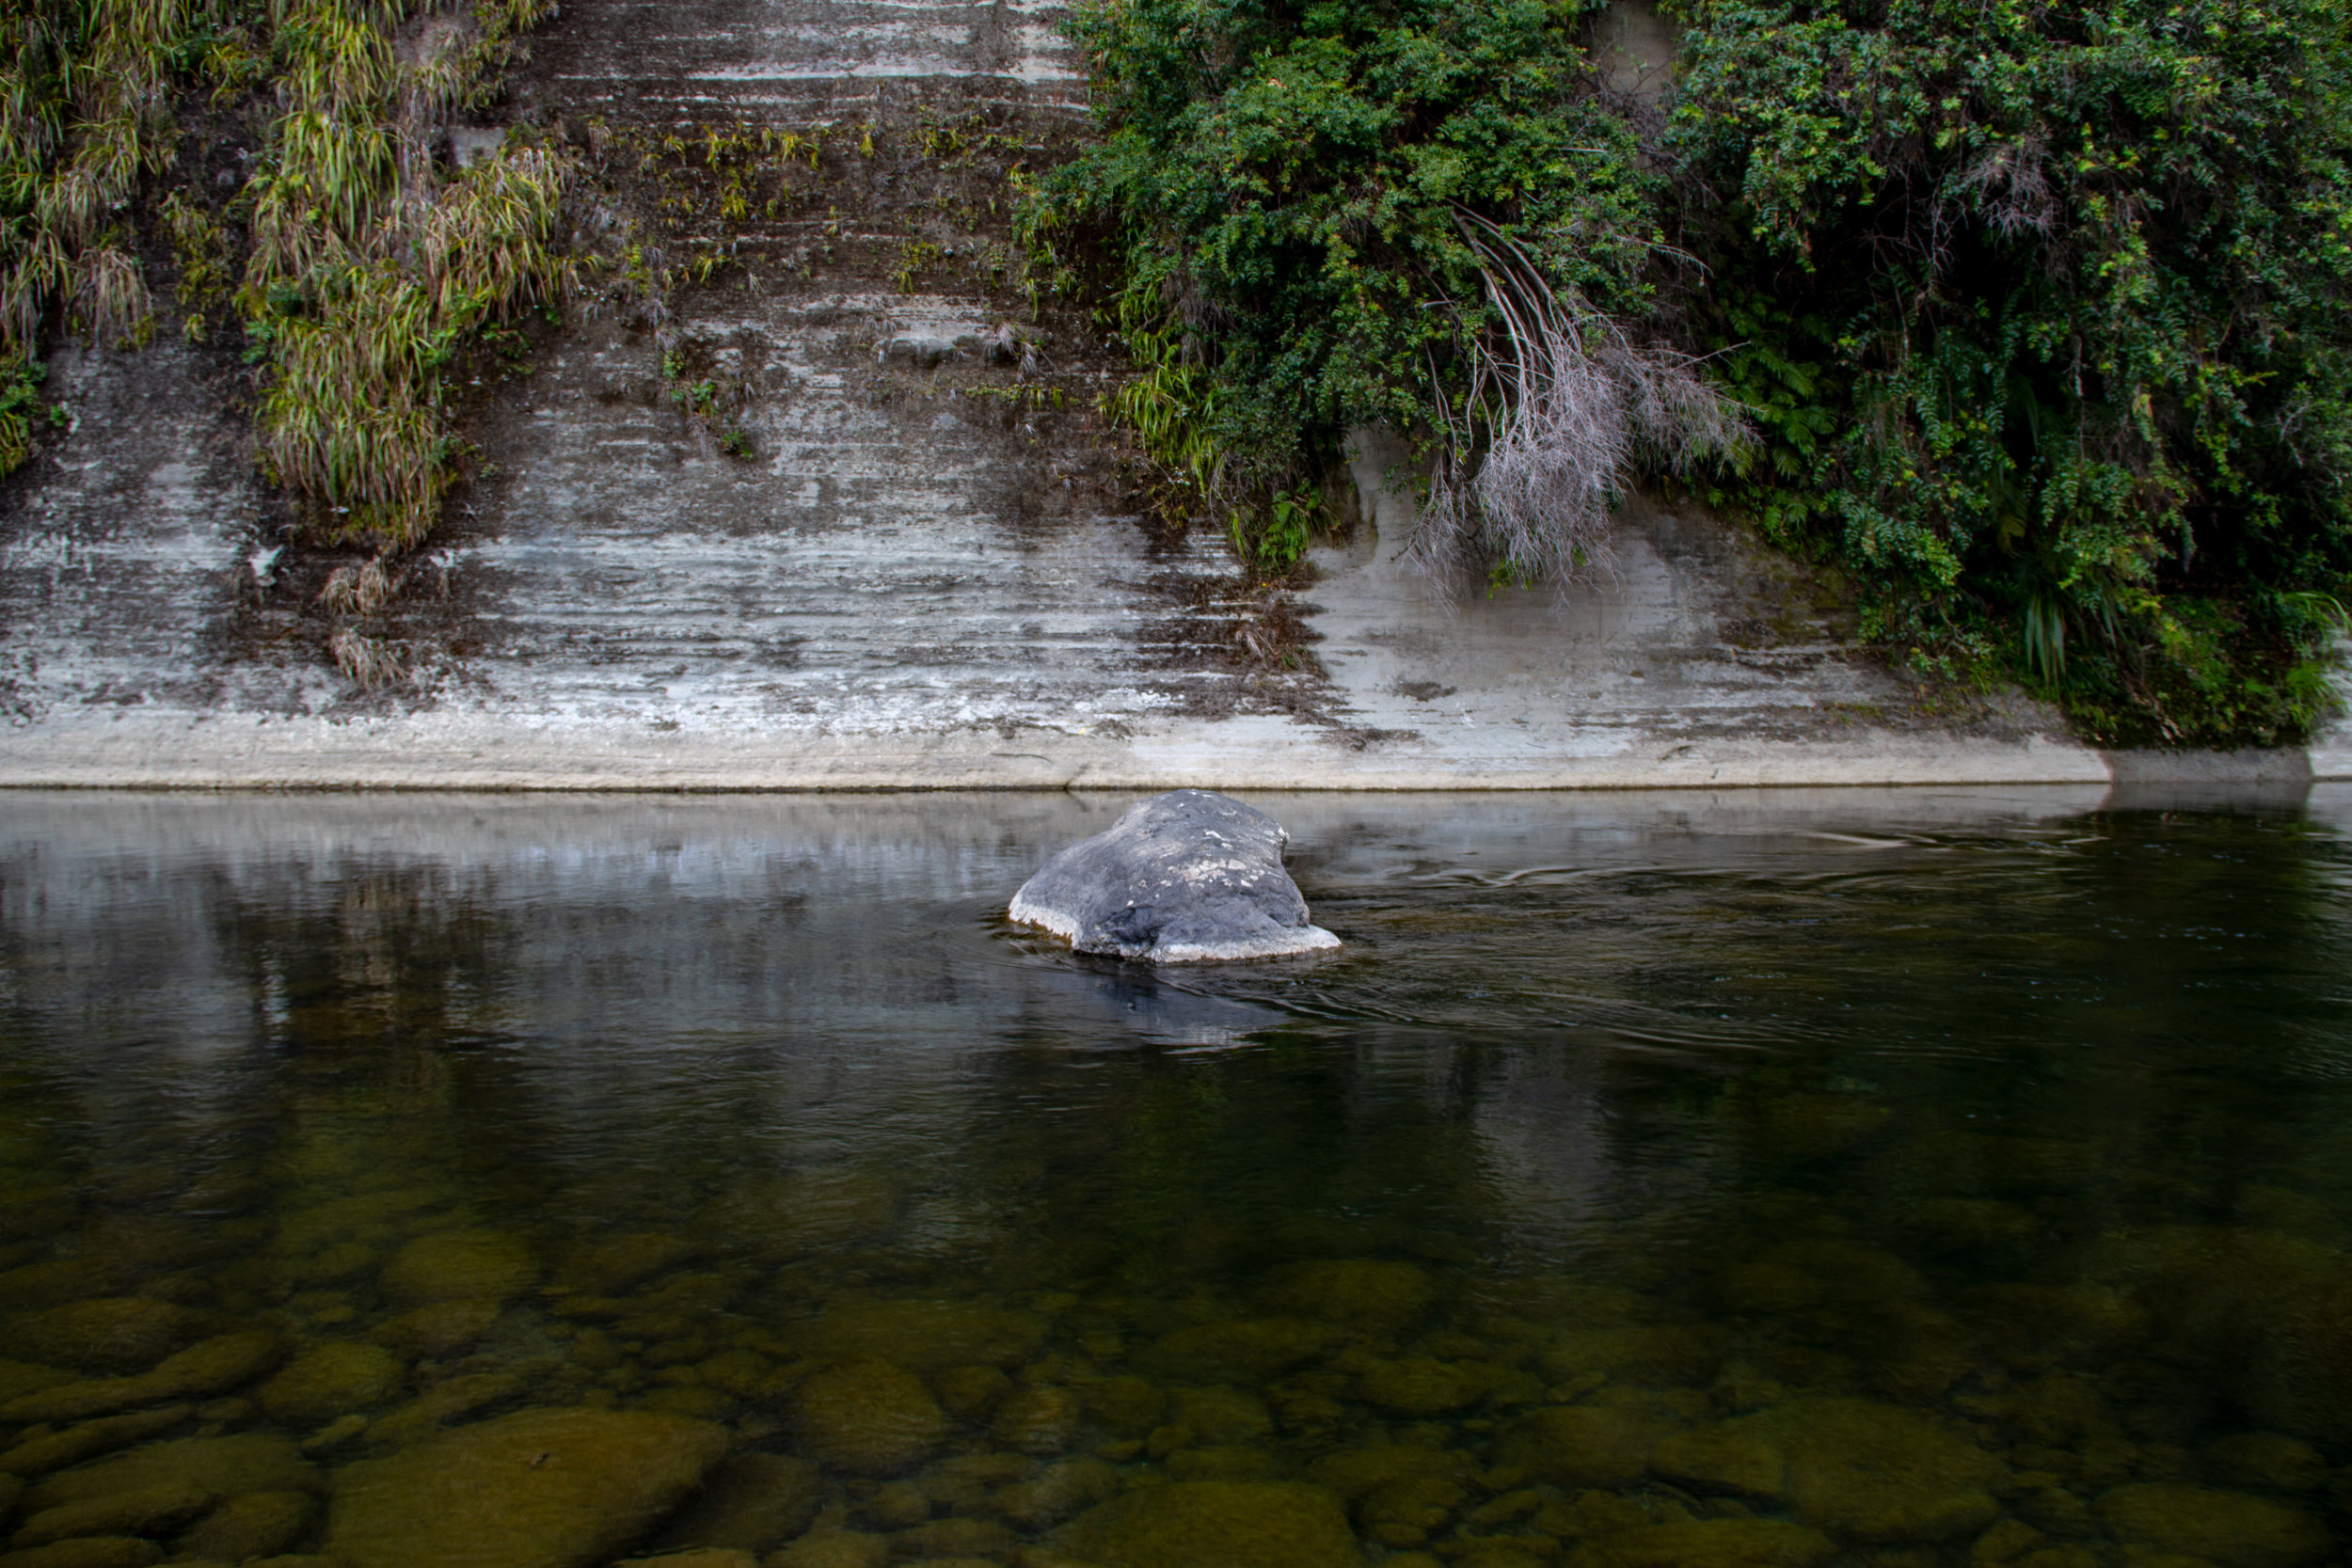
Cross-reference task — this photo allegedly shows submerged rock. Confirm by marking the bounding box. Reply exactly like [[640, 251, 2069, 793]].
[[651, 1451, 823, 1554], [1301, 1445, 1465, 1500], [1496, 1402, 1681, 1491], [700, 1172, 902, 1261], [172, 1490, 316, 1562], [779, 1298, 1042, 1372], [991, 1384, 1083, 1454], [1057, 1480, 1359, 1568], [373, 1299, 503, 1360], [10, 1481, 215, 1548], [3, 1299, 203, 1374], [0, 1359, 73, 1407], [22, 1434, 316, 1514], [1008, 791, 1340, 962], [1354, 1355, 1490, 1416], [1651, 1396, 2005, 1544], [768, 1530, 889, 1568], [0, 1540, 165, 1568], [786, 1360, 947, 1475], [257, 1342, 404, 1426], [2094, 1483, 2330, 1568], [325, 1406, 730, 1568], [1141, 1317, 1342, 1383], [995, 1457, 1120, 1529], [1260, 1259, 1436, 1333], [2201, 1433, 2329, 1493], [0, 1404, 192, 1478], [1, 1333, 284, 1424], [378, 1229, 535, 1306], [1566, 1519, 1838, 1568]]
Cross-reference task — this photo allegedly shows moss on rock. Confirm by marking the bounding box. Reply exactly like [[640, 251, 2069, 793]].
[[1652, 1398, 2004, 1544], [1357, 1471, 1464, 1545], [2, 1333, 285, 1424], [996, 1457, 1120, 1529], [1057, 1480, 1359, 1568], [549, 1232, 693, 1296], [2094, 1484, 2330, 1568], [378, 1230, 536, 1306], [0, 1360, 73, 1407], [1140, 1318, 1343, 1384], [1495, 1402, 1681, 1490], [3, 1301, 203, 1375], [1301, 1444, 1464, 1499], [373, 1299, 504, 1360], [1540, 1325, 1724, 1388], [258, 1342, 405, 1426], [0, 1404, 192, 1479], [0, 1540, 165, 1568], [23, 1434, 316, 1515], [2200, 1433, 2328, 1494], [326, 1406, 730, 1568], [1566, 1519, 1839, 1568], [767, 1529, 889, 1568], [1752, 1094, 1895, 1162], [992, 1384, 1083, 1455], [782, 1300, 1046, 1373], [172, 1490, 316, 1562], [10, 1481, 214, 1548], [652, 1451, 822, 1553], [1259, 1259, 1436, 1332], [700, 1172, 900, 1259], [1354, 1355, 1489, 1416], [936, 1365, 1015, 1422], [786, 1360, 947, 1476], [364, 1370, 523, 1449]]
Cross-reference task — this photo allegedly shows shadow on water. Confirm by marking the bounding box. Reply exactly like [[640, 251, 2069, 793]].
[[0, 785, 2347, 1566]]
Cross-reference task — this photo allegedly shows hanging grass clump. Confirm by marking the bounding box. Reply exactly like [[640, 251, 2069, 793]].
[[242, 0, 573, 555]]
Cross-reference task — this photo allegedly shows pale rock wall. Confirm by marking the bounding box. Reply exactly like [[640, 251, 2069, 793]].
[[0, 0, 2339, 790]]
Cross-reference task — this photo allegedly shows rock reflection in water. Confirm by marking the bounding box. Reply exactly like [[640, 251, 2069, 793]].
[[0, 787, 2346, 1568]]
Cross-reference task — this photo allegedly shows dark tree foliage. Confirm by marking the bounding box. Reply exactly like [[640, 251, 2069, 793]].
[[1677, 0, 2352, 741], [1041, 0, 2352, 742], [1032, 0, 1669, 571]]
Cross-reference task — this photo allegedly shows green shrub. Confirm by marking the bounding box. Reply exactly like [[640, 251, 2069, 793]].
[[1043, 0, 2352, 741], [1674, 0, 2352, 742], [1031, 0, 1742, 579]]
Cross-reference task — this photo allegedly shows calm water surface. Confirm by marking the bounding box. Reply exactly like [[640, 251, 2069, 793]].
[[2, 786, 2350, 1568]]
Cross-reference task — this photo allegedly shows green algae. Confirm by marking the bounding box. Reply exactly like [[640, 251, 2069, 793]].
[[20, 1436, 317, 1515], [170, 1491, 316, 1562], [1057, 1481, 1359, 1568], [256, 1343, 405, 1427], [377, 1230, 537, 1307], [1, 1302, 203, 1377], [325, 1407, 729, 1568], [786, 1361, 949, 1475]]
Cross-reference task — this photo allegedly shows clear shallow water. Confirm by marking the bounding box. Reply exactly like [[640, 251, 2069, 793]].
[[2, 785, 2351, 1568]]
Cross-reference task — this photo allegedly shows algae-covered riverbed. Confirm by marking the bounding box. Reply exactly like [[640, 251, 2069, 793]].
[[3, 787, 2350, 1568]]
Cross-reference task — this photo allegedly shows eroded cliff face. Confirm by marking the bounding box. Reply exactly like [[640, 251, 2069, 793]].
[[0, 0, 2337, 786]]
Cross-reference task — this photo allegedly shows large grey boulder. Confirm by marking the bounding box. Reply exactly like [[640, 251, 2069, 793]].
[[1009, 791, 1340, 962]]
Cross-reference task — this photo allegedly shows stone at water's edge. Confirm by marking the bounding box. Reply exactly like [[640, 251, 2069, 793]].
[[1008, 790, 1340, 963]]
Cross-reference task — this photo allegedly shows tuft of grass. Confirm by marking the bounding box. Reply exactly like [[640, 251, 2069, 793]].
[[327, 623, 403, 688], [0, 0, 569, 577], [0, 354, 63, 480], [240, 3, 574, 553]]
